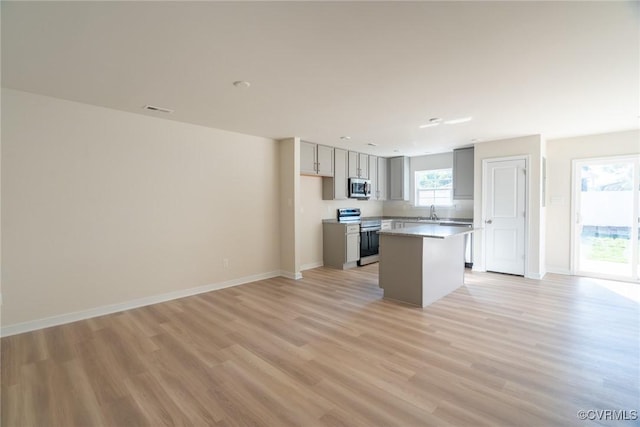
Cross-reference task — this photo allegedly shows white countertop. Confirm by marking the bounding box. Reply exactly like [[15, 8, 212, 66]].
[[378, 224, 476, 239]]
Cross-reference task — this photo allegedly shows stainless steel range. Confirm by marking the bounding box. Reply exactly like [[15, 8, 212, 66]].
[[358, 218, 381, 266], [336, 208, 381, 266]]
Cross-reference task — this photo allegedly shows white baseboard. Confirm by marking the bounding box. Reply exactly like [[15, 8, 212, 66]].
[[525, 272, 545, 280], [545, 267, 572, 275], [300, 261, 323, 271], [1, 270, 281, 338], [279, 270, 303, 280]]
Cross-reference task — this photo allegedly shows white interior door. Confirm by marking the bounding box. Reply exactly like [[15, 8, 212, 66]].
[[484, 158, 526, 275]]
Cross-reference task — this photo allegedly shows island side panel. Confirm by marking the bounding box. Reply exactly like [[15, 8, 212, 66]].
[[421, 233, 466, 306], [379, 234, 424, 306]]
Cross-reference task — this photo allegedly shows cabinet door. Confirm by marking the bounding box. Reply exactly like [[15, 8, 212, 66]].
[[316, 145, 334, 177], [453, 147, 474, 199], [300, 141, 317, 175], [389, 156, 409, 200], [346, 232, 360, 263], [333, 148, 348, 200], [359, 153, 369, 179], [377, 157, 388, 200], [368, 155, 378, 199], [348, 151, 359, 178]]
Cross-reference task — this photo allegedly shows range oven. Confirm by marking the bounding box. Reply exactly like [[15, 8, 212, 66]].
[[358, 218, 381, 266], [337, 208, 381, 266]]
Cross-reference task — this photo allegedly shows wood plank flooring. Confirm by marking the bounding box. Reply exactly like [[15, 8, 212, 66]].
[[2, 265, 638, 426]]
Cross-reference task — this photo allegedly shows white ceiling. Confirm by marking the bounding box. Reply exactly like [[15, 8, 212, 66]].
[[2, 1, 639, 156]]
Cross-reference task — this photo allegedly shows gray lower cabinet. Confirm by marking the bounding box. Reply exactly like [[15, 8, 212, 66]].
[[323, 222, 360, 269], [453, 147, 474, 199], [322, 148, 348, 200], [389, 156, 410, 201]]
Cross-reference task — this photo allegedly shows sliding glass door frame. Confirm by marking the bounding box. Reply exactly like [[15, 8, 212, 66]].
[[570, 154, 640, 283]]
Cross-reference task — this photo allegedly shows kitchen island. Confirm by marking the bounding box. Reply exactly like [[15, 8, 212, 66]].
[[378, 224, 475, 307]]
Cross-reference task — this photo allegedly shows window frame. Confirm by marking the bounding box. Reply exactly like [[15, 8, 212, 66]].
[[414, 168, 454, 207]]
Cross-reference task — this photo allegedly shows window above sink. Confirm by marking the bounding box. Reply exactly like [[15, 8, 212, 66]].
[[415, 168, 453, 207]]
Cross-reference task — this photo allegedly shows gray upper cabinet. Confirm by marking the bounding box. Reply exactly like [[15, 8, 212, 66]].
[[322, 148, 348, 200], [300, 141, 317, 175], [368, 155, 378, 199], [348, 151, 369, 178], [377, 157, 388, 200], [389, 156, 410, 201], [317, 144, 334, 176], [358, 153, 369, 179], [453, 147, 474, 199], [300, 141, 334, 177]]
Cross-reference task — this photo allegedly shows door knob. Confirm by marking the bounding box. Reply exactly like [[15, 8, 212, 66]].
[[485, 219, 493, 224]]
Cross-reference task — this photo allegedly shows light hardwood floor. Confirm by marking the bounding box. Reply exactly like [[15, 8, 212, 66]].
[[2, 265, 638, 426]]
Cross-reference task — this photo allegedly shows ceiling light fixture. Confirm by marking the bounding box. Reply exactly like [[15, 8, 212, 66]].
[[143, 105, 174, 114], [367, 143, 378, 147], [419, 116, 473, 128], [418, 117, 442, 128], [233, 80, 251, 88], [444, 117, 473, 125], [340, 136, 351, 140]]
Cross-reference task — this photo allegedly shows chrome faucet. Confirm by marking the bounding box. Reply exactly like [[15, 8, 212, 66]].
[[429, 204, 439, 220]]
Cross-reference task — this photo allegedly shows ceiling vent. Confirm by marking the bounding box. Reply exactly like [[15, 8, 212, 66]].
[[143, 105, 174, 114]]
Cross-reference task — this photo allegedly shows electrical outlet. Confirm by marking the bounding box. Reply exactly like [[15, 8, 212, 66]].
[[223, 258, 229, 268]]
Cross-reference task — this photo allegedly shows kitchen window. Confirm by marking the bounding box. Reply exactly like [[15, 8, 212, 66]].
[[415, 168, 453, 206]]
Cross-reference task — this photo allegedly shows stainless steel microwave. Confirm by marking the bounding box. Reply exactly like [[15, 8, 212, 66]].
[[348, 178, 371, 199]]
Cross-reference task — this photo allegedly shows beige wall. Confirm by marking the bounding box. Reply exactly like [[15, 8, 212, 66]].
[[545, 130, 640, 273], [299, 176, 383, 269], [2, 89, 281, 327], [473, 134, 545, 279]]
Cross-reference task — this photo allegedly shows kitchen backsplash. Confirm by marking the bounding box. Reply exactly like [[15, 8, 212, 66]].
[[320, 199, 384, 219], [382, 200, 474, 219]]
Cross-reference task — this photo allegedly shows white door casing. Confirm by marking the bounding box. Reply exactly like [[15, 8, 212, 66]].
[[484, 158, 527, 275], [571, 155, 640, 282]]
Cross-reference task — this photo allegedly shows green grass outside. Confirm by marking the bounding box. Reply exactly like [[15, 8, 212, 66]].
[[582, 237, 630, 263]]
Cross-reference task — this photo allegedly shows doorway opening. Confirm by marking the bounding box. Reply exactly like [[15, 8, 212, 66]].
[[572, 155, 640, 282]]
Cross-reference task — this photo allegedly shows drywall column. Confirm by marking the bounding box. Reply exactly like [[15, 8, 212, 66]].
[[0, 8, 3, 325], [278, 138, 302, 279], [538, 136, 547, 278]]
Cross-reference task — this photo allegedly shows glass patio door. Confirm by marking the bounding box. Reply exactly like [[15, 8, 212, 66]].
[[573, 156, 640, 282]]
